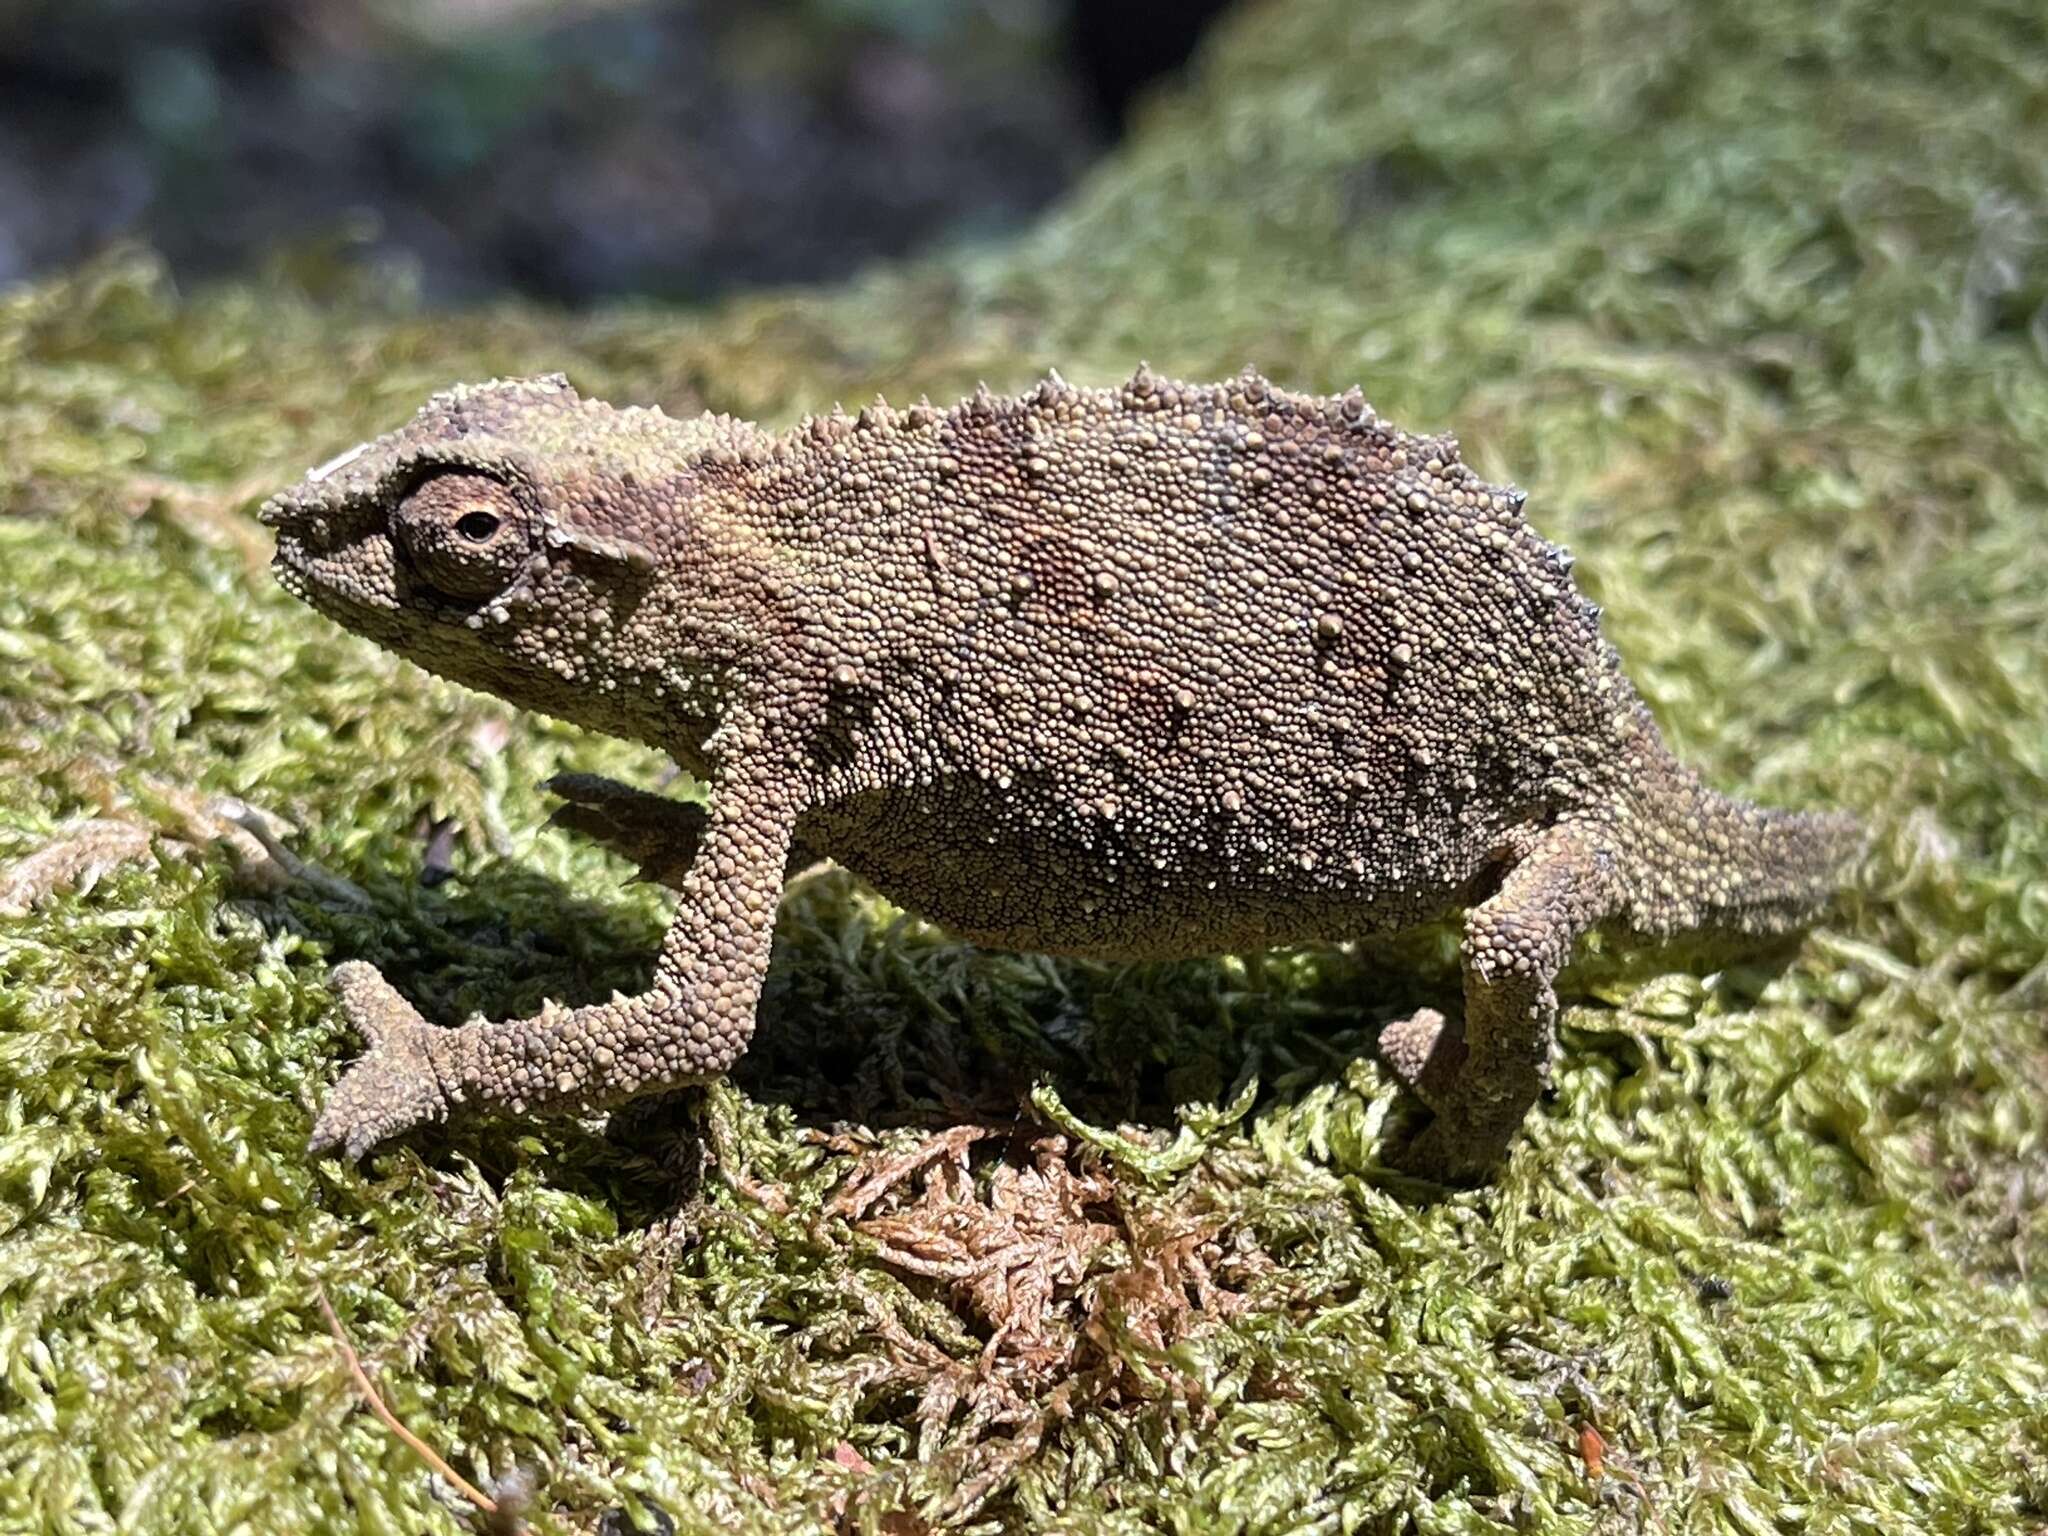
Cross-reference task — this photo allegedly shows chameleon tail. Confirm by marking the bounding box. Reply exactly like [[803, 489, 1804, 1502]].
[[1607, 739, 1864, 941]]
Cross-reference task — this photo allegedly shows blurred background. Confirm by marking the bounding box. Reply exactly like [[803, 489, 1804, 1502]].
[[0, 0, 1237, 303]]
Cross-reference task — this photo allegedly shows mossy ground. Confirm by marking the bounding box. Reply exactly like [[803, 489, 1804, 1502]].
[[3, 0, 2046, 1531]]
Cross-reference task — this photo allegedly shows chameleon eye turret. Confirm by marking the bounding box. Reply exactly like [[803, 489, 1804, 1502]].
[[393, 473, 531, 601]]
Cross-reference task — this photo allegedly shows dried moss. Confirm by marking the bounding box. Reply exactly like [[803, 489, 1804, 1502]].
[[2, 0, 2046, 1530]]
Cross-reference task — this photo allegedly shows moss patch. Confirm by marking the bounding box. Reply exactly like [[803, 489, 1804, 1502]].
[[3, 0, 2046, 1530]]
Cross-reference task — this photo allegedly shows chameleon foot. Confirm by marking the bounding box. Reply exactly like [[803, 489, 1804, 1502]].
[[1379, 1008, 1517, 1183], [308, 961, 454, 1161], [1377, 1006, 1466, 1114]]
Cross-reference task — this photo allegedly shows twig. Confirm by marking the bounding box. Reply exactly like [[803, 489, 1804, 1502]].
[[312, 1278, 499, 1517]]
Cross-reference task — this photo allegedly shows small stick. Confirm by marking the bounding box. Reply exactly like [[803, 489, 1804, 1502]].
[[313, 1278, 499, 1517]]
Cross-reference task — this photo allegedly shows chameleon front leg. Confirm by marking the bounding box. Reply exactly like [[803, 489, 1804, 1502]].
[[544, 771, 821, 889], [309, 761, 799, 1160], [543, 771, 710, 888], [1381, 822, 1617, 1182]]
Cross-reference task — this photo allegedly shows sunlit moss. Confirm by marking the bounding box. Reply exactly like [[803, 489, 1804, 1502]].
[[2, 0, 2045, 1530]]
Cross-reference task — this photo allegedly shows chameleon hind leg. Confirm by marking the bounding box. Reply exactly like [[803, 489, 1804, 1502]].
[[1381, 822, 1617, 1182]]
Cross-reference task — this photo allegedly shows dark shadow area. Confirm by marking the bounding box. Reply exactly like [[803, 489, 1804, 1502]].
[[0, 0, 1238, 304], [282, 814, 1816, 1225], [1067, 0, 1239, 131], [269, 768, 1826, 1238], [282, 835, 1376, 1188], [282, 816, 1436, 1209]]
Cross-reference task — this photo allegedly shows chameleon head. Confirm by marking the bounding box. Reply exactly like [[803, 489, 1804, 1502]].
[[261, 374, 730, 737]]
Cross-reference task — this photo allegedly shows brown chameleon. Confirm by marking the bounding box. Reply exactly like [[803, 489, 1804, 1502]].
[[262, 368, 1860, 1180]]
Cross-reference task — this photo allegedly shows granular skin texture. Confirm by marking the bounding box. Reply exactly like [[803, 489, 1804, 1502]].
[[263, 369, 1862, 1180]]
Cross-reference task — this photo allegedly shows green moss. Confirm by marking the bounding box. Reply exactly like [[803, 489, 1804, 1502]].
[[3, 0, 2045, 1529]]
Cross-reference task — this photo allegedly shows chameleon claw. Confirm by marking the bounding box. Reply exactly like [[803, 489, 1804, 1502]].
[[308, 961, 453, 1160], [1377, 1006, 1465, 1114]]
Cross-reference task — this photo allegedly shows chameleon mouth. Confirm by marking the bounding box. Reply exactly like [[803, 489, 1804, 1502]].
[[269, 520, 408, 625], [263, 452, 415, 621]]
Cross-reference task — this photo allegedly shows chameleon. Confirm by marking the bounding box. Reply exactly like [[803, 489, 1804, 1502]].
[[261, 368, 1861, 1181]]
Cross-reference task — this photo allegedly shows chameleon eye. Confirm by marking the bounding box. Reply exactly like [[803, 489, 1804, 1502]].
[[394, 472, 529, 600], [456, 509, 502, 543]]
